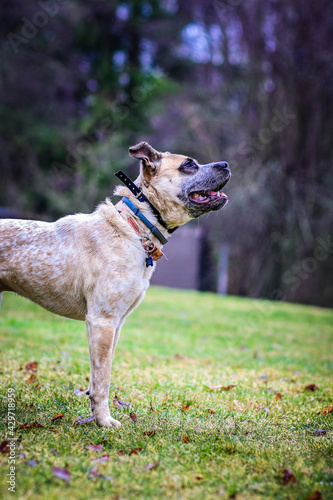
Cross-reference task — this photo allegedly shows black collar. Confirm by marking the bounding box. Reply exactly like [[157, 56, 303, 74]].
[[114, 171, 178, 234]]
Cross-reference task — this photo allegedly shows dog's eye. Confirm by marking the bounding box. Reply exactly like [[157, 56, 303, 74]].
[[179, 160, 198, 174]]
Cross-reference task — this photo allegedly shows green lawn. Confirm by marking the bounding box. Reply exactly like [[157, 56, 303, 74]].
[[0, 288, 332, 500]]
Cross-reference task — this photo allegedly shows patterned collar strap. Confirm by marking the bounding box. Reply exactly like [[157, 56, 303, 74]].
[[115, 197, 164, 266], [114, 170, 178, 234]]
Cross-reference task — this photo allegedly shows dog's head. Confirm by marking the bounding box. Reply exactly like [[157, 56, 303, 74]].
[[129, 141, 230, 229]]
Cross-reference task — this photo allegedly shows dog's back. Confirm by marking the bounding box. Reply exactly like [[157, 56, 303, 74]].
[[0, 217, 88, 318]]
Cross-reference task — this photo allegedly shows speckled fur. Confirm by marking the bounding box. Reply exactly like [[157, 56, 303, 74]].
[[0, 142, 230, 428]]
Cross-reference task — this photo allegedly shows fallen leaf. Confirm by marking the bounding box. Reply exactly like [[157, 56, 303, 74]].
[[130, 412, 137, 422], [144, 462, 159, 470], [0, 440, 10, 454], [321, 405, 333, 416], [24, 403, 40, 409], [182, 404, 191, 411], [91, 453, 109, 463], [113, 395, 131, 408], [74, 415, 95, 425], [25, 361, 38, 372], [17, 421, 43, 430], [275, 392, 282, 401], [143, 430, 156, 437], [305, 491, 322, 500], [53, 466, 71, 482], [88, 466, 112, 481], [207, 409, 216, 414], [74, 388, 86, 397], [87, 444, 104, 452], [194, 474, 204, 480], [117, 450, 125, 456], [304, 384, 319, 392], [51, 413, 64, 422], [26, 373, 37, 384], [313, 429, 326, 436], [207, 384, 235, 391], [282, 469, 297, 485], [88, 466, 101, 478], [129, 447, 143, 456], [181, 434, 190, 443]]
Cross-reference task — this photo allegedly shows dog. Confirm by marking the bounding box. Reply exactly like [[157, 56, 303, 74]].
[[0, 141, 230, 428]]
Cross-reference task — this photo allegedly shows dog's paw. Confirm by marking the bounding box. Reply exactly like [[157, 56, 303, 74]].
[[96, 414, 121, 429]]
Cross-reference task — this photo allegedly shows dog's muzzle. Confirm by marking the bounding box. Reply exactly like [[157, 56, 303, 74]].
[[180, 162, 231, 217]]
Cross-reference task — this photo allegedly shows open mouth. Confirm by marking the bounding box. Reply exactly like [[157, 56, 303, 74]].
[[189, 189, 228, 205]]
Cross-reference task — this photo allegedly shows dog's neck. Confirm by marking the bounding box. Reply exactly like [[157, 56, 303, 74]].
[[114, 186, 169, 263]]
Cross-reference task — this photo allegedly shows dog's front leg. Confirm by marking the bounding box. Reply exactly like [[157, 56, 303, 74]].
[[85, 314, 121, 428]]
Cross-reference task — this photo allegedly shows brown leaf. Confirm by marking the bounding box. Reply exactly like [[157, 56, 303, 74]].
[[275, 392, 282, 401], [74, 388, 86, 397], [144, 462, 159, 471], [87, 444, 104, 452], [207, 384, 235, 391], [51, 413, 64, 422], [0, 440, 10, 454], [53, 466, 71, 482], [17, 421, 43, 430], [88, 466, 101, 479], [305, 491, 322, 500], [74, 415, 95, 425], [182, 404, 191, 411], [129, 447, 143, 456], [25, 361, 38, 372], [304, 384, 319, 392], [26, 373, 37, 384], [143, 430, 156, 437], [181, 434, 190, 443], [282, 469, 297, 485], [117, 450, 125, 456], [91, 453, 109, 463], [113, 395, 131, 408], [321, 405, 333, 416], [24, 403, 37, 409], [194, 474, 204, 480], [313, 429, 326, 436], [130, 412, 137, 422], [207, 409, 216, 415]]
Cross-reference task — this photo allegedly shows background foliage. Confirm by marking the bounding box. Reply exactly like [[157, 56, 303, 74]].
[[1, 0, 332, 306]]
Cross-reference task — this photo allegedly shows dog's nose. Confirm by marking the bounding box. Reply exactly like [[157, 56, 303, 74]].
[[214, 162, 229, 170]]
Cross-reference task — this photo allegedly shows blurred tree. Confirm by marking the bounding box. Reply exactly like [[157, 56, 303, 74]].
[[0, 0, 332, 306]]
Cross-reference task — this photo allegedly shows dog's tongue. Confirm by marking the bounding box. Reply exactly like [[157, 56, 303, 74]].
[[191, 190, 227, 203]]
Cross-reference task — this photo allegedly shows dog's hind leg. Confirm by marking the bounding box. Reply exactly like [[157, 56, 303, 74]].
[[85, 314, 121, 428]]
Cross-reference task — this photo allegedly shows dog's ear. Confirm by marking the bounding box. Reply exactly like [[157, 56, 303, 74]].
[[129, 141, 161, 182], [129, 141, 161, 168]]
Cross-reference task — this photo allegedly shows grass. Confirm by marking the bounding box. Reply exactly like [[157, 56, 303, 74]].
[[0, 287, 332, 500]]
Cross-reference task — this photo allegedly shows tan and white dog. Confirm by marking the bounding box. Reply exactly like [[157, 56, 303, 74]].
[[0, 141, 230, 428]]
